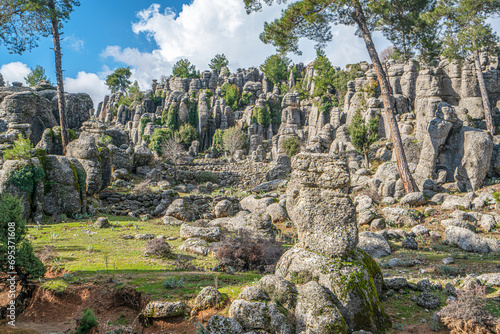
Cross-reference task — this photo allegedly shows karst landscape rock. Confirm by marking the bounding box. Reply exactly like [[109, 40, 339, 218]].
[[2, 1, 500, 333]]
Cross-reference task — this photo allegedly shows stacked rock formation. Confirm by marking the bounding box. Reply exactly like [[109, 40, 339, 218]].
[[209, 153, 390, 334]]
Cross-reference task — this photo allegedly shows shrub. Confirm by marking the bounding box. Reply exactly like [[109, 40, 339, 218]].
[[438, 286, 500, 333], [149, 128, 173, 156], [241, 92, 253, 106], [222, 127, 247, 155], [42, 279, 68, 294], [178, 123, 199, 146], [0, 193, 46, 280], [3, 134, 32, 160], [347, 111, 379, 168], [8, 164, 44, 194], [139, 117, 152, 137], [221, 83, 239, 110], [75, 308, 98, 334], [196, 171, 219, 184], [144, 238, 171, 257], [163, 276, 184, 289], [97, 134, 113, 147], [216, 232, 284, 272], [212, 129, 224, 153], [251, 106, 271, 126], [282, 137, 300, 157], [165, 104, 179, 131]]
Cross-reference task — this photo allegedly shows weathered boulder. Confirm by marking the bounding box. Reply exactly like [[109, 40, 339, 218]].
[[275, 247, 390, 333], [295, 281, 348, 334], [382, 206, 420, 227], [180, 223, 222, 242], [179, 238, 209, 256], [213, 199, 237, 218], [0, 91, 58, 145], [444, 226, 499, 253], [286, 153, 358, 258], [240, 195, 275, 213], [133, 145, 153, 169], [358, 232, 392, 258], [265, 203, 288, 224], [140, 301, 188, 320], [51, 92, 92, 129], [42, 155, 86, 216], [258, 275, 297, 310], [209, 211, 278, 239], [165, 198, 196, 222], [206, 315, 243, 334], [229, 300, 294, 334], [192, 286, 222, 313]]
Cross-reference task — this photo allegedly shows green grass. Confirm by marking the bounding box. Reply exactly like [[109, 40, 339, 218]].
[[41, 279, 68, 294], [30, 215, 261, 302]]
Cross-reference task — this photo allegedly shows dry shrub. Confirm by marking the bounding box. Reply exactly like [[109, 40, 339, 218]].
[[438, 286, 500, 334], [216, 230, 284, 272], [144, 238, 171, 257], [38, 245, 58, 263], [135, 180, 152, 194]]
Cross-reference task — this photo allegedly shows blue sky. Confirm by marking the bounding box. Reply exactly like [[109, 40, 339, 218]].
[[1, 0, 499, 107]]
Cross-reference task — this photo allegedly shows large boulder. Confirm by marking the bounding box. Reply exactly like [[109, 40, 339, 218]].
[[358, 232, 392, 258], [276, 247, 391, 333], [209, 211, 278, 239], [286, 153, 358, 258], [180, 223, 222, 242], [42, 155, 86, 216], [444, 226, 499, 253], [51, 92, 93, 129], [0, 91, 58, 145], [229, 300, 294, 334]]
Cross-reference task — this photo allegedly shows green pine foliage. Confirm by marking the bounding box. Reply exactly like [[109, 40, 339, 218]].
[[172, 58, 200, 78], [251, 106, 272, 126], [209, 54, 229, 72], [241, 92, 253, 106], [149, 128, 173, 156], [312, 49, 336, 97], [105, 67, 132, 93], [221, 83, 240, 110], [187, 98, 199, 128], [177, 123, 199, 146], [139, 117, 152, 138], [348, 111, 379, 168], [282, 137, 301, 157], [24, 65, 50, 87], [3, 135, 33, 160], [0, 193, 46, 280], [260, 54, 291, 86], [212, 129, 224, 153]]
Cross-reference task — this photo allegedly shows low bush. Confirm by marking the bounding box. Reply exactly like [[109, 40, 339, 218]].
[[282, 137, 300, 157], [196, 171, 219, 184], [178, 123, 198, 146], [216, 232, 284, 272], [75, 308, 98, 334], [144, 238, 171, 257], [3, 134, 32, 160]]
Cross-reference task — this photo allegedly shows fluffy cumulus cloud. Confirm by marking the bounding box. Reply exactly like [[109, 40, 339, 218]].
[[0, 62, 31, 85], [103, 0, 387, 88], [65, 71, 109, 109]]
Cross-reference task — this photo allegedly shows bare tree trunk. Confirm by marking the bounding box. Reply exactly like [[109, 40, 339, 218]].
[[49, 0, 69, 155], [474, 49, 495, 135], [352, 1, 419, 194], [364, 150, 370, 169]]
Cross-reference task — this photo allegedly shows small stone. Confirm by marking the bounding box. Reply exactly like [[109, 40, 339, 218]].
[[442, 257, 454, 265], [94, 217, 111, 228], [402, 236, 418, 250]]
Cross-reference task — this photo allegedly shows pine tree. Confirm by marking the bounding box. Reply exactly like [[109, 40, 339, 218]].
[[348, 111, 379, 168], [105, 67, 132, 93], [209, 54, 230, 72], [0, 0, 81, 155], [24, 65, 50, 86]]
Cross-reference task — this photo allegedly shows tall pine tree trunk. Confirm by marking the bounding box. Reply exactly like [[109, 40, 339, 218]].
[[49, 0, 69, 154], [352, 1, 419, 194], [474, 49, 495, 135]]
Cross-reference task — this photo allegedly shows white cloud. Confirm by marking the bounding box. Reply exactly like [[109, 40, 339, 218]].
[[100, 0, 396, 89], [63, 34, 85, 52], [65, 71, 109, 109], [0, 62, 31, 85]]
